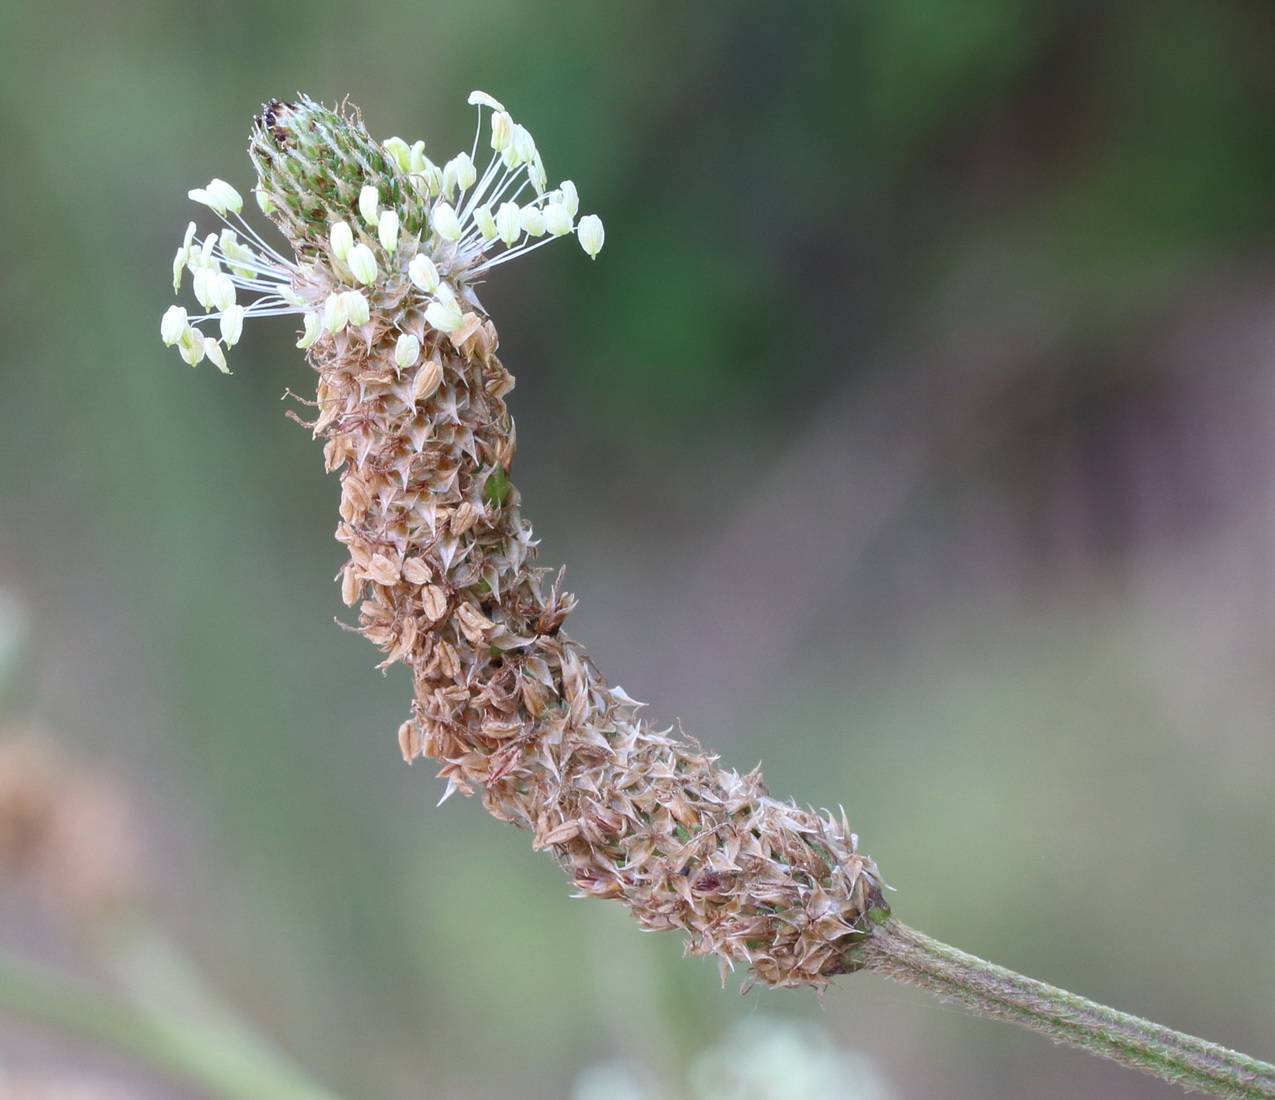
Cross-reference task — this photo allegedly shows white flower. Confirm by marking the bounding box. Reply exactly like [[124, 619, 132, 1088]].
[[219, 230, 257, 278], [495, 202, 521, 246], [188, 178, 243, 216], [408, 253, 440, 293], [559, 180, 579, 218], [578, 214, 605, 259], [378, 209, 400, 253], [193, 267, 233, 311], [433, 202, 462, 242], [519, 205, 546, 238], [543, 203, 572, 237], [490, 111, 513, 152], [383, 136, 412, 172], [359, 184, 380, 227], [395, 332, 421, 368], [343, 290, 370, 327], [527, 152, 547, 194], [474, 205, 497, 240], [203, 336, 229, 373], [424, 284, 464, 333], [510, 124, 536, 168], [323, 292, 349, 334], [219, 304, 245, 346], [177, 325, 205, 366], [297, 312, 321, 349], [161, 305, 188, 345], [347, 242, 379, 285], [330, 220, 354, 261], [172, 222, 197, 291], [467, 90, 506, 112], [443, 153, 477, 196]]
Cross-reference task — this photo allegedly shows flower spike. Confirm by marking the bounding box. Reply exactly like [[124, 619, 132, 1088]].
[[159, 92, 892, 996]]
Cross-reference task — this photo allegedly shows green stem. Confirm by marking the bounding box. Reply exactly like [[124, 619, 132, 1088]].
[[0, 948, 346, 1100], [861, 920, 1275, 1099]]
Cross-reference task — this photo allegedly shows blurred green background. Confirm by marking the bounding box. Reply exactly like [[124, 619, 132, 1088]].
[[2, 0, 1275, 1096]]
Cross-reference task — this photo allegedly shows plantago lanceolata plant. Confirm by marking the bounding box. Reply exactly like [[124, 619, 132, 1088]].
[[160, 94, 1275, 1097]]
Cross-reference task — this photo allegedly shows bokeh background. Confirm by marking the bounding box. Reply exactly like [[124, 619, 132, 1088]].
[[2, 1, 1275, 1097]]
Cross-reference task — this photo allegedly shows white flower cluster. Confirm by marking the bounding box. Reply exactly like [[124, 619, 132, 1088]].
[[163, 91, 604, 372], [162, 183, 304, 372]]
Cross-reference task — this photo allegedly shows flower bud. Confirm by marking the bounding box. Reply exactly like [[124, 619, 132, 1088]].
[[347, 242, 379, 285], [378, 209, 400, 254], [329, 220, 354, 261], [383, 136, 412, 172], [358, 184, 380, 228]]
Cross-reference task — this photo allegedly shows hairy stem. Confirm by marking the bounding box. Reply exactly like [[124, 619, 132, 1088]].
[[861, 921, 1275, 1098], [0, 948, 345, 1100]]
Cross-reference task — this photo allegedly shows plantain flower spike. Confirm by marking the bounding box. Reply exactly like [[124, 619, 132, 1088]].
[[160, 93, 887, 988]]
